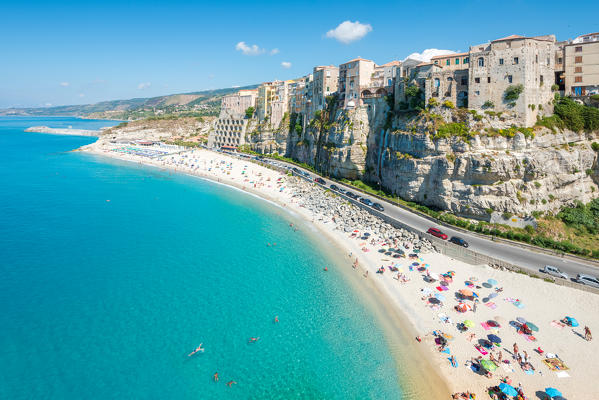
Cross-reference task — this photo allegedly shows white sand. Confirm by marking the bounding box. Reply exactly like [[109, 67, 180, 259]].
[[82, 143, 599, 400]]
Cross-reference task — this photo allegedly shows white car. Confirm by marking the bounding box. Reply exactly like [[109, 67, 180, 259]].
[[577, 274, 599, 289], [541, 265, 568, 280]]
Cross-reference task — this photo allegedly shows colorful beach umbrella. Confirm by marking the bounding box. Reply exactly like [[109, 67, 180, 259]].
[[459, 289, 473, 297], [456, 303, 472, 313], [488, 334, 502, 343], [545, 388, 562, 398], [525, 322, 539, 332], [463, 320, 474, 328], [499, 383, 518, 397], [487, 279, 498, 285], [488, 292, 498, 299], [565, 316, 579, 327], [480, 359, 498, 372], [487, 320, 501, 328]]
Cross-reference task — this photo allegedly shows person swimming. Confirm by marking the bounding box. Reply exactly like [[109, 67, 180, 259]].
[[274, 316, 279, 323], [213, 372, 219, 382], [248, 337, 260, 343], [226, 380, 237, 387], [188, 343, 204, 357]]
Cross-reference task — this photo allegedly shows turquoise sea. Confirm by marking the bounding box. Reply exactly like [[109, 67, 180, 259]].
[[0, 117, 404, 399]]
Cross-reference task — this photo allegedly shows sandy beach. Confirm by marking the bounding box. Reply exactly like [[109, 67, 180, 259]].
[[81, 141, 599, 400]]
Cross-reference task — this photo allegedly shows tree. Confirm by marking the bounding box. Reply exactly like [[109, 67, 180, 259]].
[[245, 107, 255, 119]]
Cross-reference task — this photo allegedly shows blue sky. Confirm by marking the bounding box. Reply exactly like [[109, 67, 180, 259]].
[[1, 0, 597, 108]]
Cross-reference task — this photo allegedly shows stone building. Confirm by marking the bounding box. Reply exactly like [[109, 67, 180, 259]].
[[426, 52, 470, 107], [468, 34, 556, 126], [338, 58, 376, 108], [311, 65, 338, 114], [563, 32, 599, 96], [256, 80, 292, 128], [207, 90, 257, 149]]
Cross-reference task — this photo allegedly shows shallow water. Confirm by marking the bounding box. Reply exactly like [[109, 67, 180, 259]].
[[0, 117, 404, 399]]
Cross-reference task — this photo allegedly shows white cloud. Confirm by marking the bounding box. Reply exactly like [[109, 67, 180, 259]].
[[326, 21, 372, 44], [235, 41, 265, 56], [281, 61, 292, 69], [270, 48, 280, 55], [137, 82, 151, 90], [59, 82, 69, 87], [403, 49, 457, 62]]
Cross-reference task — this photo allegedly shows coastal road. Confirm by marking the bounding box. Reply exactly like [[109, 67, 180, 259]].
[[253, 156, 599, 282]]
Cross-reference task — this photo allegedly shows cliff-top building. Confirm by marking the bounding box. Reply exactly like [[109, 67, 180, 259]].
[[208, 89, 257, 149], [563, 32, 599, 97], [311, 65, 338, 115], [338, 58, 376, 108]]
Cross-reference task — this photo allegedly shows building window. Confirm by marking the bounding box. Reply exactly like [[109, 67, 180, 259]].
[[461, 77, 468, 85], [575, 46, 582, 52], [478, 57, 484, 67], [558, 57, 563, 64], [475, 91, 480, 96], [575, 66, 582, 73], [508, 75, 513, 83], [575, 76, 583, 83], [513, 57, 519, 64], [547, 57, 550, 66], [434, 60, 438, 65], [447, 77, 453, 81], [499, 58, 504, 65], [575, 56, 582, 63], [464, 57, 469, 64], [446, 59, 450, 66], [487, 77, 491, 83], [455, 58, 459, 65], [540, 75, 543, 85], [475, 77, 480, 83], [536, 55, 538, 63]]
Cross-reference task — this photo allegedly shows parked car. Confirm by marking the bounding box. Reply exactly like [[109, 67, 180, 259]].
[[541, 265, 569, 280], [292, 167, 300, 174], [427, 227, 448, 240], [345, 191, 357, 199], [360, 198, 374, 206], [330, 184, 339, 191], [372, 203, 384, 212], [314, 177, 326, 185], [449, 236, 469, 247], [576, 274, 599, 288]]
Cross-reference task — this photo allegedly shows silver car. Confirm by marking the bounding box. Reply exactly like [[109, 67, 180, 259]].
[[577, 274, 599, 289], [541, 265, 568, 280]]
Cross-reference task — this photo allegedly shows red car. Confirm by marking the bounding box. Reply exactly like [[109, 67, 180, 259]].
[[427, 227, 448, 240]]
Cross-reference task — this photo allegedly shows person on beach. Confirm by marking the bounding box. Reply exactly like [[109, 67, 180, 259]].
[[585, 326, 592, 341], [213, 372, 219, 382], [364, 270, 369, 278], [226, 380, 236, 387], [513, 343, 519, 357]]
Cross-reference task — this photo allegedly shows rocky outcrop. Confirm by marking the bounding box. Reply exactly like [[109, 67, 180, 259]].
[[25, 126, 101, 136]]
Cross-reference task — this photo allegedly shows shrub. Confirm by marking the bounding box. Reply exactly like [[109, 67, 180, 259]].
[[482, 100, 495, 109], [593, 142, 599, 152], [434, 122, 474, 141], [245, 106, 255, 119], [502, 212, 513, 219], [553, 96, 599, 132], [504, 84, 524, 102], [551, 84, 559, 92], [591, 94, 599, 101], [534, 181, 541, 188], [442, 100, 455, 109], [427, 97, 439, 107]]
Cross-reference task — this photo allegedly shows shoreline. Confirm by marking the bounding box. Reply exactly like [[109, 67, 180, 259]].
[[80, 145, 451, 398], [78, 141, 599, 400]]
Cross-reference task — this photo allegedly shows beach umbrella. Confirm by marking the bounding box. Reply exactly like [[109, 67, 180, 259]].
[[488, 292, 498, 299], [412, 262, 420, 266], [488, 278, 498, 285], [472, 292, 479, 298], [487, 320, 501, 328], [428, 297, 440, 304], [435, 293, 446, 301], [565, 316, 579, 327], [482, 282, 492, 288], [364, 232, 371, 237], [516, 317, 527, 324], [447, 270, 456, 276], [456, 303, 472, 313], [463, 320, 474, 328], [480, 359, 498, 372], [488, 334, 502, 344], [442, 333, 454, 341], [429, 272, 440, 281], [525, 322, 539, 332], [440, 280, 449, 287], [545, 388, 562, 398], [514, 301, 524, 308], [465, 281, 473, 286], [459, 289, 473, 297], [499, 383, 518, 397]]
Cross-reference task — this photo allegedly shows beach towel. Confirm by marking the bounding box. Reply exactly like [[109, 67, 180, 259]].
[[551, 320, 566, 329], [436, 286, 444, 291], [485, 302, 497, 310], [524, 369, 534, 375], [481, 322, 491, 330], [475, 346, 488, 356], [501, 363, 514, 373], [440, 347, 450, 355], [556, 371, 570, 378], [448, 357, 458, 368]]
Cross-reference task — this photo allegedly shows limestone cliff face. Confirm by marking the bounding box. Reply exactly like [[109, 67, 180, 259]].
[[246, 102, 599, 218]]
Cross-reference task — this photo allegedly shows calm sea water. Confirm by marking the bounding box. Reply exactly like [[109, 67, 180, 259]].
[[0, 117, 403, 399]]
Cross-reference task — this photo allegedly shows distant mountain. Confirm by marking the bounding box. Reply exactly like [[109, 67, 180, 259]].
[[0, 85, 259, 120]]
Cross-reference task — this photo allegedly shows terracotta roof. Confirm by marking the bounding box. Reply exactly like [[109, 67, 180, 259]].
[[430, 52, 468, 59], [380, 60, 401, 67], [343, 57, 374, 64], [416, 62, 433, 67], [492, 34, 526, 42], [576, 32, 599, 38]]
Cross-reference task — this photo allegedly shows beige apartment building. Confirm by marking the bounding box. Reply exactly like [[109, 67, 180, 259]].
[[338, 58, 376, 108], [256, 80, 291, 128], [564, 32, 599, 96], [426, 52, 470, 107], [220, 89, 257, 116], [311, 65, 338, 113], [468, 34, 556, 126]]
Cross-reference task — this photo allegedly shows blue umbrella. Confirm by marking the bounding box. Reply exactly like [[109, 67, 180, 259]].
[[499, 383, 518, 397], [488, 334, 502, 343], [545, 387, 562, 398], [435, 293, 446, 301], [565, 316, 579, 327], [488, 279, 498, 285]]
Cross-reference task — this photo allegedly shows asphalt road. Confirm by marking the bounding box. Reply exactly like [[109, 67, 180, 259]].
[[256, 157, 599, 283]]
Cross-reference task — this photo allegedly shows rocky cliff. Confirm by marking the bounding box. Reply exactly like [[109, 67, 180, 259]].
[[247, 100, 599, 219]]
